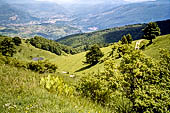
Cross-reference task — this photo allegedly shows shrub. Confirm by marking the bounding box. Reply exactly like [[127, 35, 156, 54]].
[[78, 50, 170, 112], [12, 37, 22, 46], [40, 75, 74, 96], [77, 59, 131, 112], [27, 61, 58, 73], [119, 50, 170, 112]]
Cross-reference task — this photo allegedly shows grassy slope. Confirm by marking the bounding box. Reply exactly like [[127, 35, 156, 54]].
[[0, 39, 113, 112], [144, 34, 170, 59], [51, 46, 112, 75], [0, 64, 112, 113], [54, 34, 170, 75], [0, 34, 170, 112], [14, 40, 58, 61]]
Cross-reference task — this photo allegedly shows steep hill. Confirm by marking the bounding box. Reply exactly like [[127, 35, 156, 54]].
[[57, 19, 170, 50], [0, 35, 111, 113]]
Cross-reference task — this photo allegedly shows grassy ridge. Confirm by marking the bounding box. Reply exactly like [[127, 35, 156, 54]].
[[57, 19, 170, 51]]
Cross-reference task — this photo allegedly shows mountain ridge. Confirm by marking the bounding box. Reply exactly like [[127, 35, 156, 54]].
[[57, 19, 170, 50]]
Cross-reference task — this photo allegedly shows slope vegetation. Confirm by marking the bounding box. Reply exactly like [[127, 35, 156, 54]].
[[57, 19, 170, 51]]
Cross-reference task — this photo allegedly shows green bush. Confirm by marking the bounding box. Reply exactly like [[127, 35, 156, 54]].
[[0, 38, 16, 57], [78, 50, 170, 112], [40, 75, 74, 96], [77, 59, 131, 112], [12, 37, 22, 46], [27, 61, 58, 73]]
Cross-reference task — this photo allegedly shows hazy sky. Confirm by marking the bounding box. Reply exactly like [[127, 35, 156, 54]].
[[35, 0, 156, 4]]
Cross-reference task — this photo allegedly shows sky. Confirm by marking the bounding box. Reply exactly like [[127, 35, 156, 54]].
[[35, 0, 156, 4]]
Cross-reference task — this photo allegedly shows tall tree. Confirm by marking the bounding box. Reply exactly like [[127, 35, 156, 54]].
[[126, 34, 133, 44], [121, 35, 128, 44], [142, 22, 161, 44], [85, 45, 104, 65]]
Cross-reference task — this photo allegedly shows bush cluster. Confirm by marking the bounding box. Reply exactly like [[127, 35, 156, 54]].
[[40, 75, 74, 96], [77, 49, 170, 113], [0, 56, 57, 74], [27, 61, 58, 73]]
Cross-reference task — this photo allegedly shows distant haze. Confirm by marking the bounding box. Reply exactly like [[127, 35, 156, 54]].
[[4, 0, 170, 4], [35, 0, 156, 4]]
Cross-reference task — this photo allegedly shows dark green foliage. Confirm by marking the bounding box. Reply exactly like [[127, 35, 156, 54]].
[[12, 37, 22, 46], [27, 61, 58, 73], [126, 34, 133, 44], [121, 34, 133, 44], [142, 22, 161, 43], [85, 45, 104, 65], [28, 36, 78, 55], [121, 35, 128, 44], [0, 38, 16, 57]]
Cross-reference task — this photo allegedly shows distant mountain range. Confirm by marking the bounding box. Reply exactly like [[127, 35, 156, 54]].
[[72, 1, 170, 31], [0, 0, 37, 25], [0, 0, 169, 39], [11, 2, 69, 18]]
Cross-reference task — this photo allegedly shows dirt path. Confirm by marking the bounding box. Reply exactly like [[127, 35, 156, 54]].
[[135, 39, 144, 50]]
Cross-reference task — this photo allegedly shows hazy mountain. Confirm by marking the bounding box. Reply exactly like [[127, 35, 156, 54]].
[[11, 2, 69, 18], [0, 0, 37, 25], [2, 0, 36, 4], [72, 1, 170, 31]]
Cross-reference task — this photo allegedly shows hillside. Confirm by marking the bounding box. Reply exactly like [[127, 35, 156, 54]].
[[0, 36, 112, 113], [57, 19, 170, 50], [0, 33, 170, 112], [144, 34, 170, 59]]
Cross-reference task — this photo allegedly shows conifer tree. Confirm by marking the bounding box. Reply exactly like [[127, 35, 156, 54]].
[[126, 34, 133, 44], [142, 22, 161, 44], [121, 35, 128, 44]]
